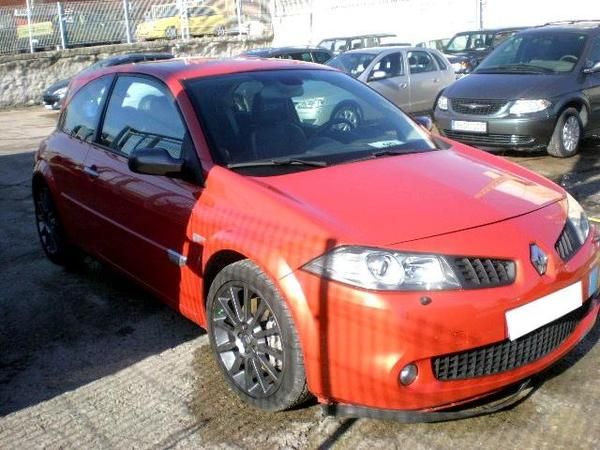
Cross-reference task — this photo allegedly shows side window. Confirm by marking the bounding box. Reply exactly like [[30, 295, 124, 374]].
[[289, 52, 312, 62], [312, 51, 331, 64], [431, 52, 447, 70], [407, 51, 437, 74], [370, 52, 404, 79], [60, 76, 112, 143], [589, 36, 600, 64], [99, 76, 186, 158], [334, 40, 348, 53], [350, 38, 363, 50]]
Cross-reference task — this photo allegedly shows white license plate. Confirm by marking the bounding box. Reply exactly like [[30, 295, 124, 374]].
[[505, 282, 583, 341], [451, 120, 487, 133]]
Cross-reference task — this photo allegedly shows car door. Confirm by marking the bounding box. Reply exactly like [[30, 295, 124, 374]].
[[48, 75, 113, 251], [583, 35, 600, 135], [82, 75, 203, 305], [364, 51, 410, 110], [407, 50, 443, 113]]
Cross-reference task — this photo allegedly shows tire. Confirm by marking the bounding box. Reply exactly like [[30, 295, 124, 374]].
[[165, 26, 177, 40], [214, 25, 226, 36], [206, 260, 310, 411], [33, 183, 83, 267], [547, 107, 583, 158], [331, 101, 363, 132]]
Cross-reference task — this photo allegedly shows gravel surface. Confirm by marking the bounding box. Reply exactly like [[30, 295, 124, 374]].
[[0, 108, 599, 449]]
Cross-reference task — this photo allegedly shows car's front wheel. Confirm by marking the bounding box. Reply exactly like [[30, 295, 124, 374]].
[[206, 260, 310, 411], [547, 107, 583, 158]]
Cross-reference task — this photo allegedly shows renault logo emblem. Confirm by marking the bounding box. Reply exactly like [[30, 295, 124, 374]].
[[530, 244, 548, 276]]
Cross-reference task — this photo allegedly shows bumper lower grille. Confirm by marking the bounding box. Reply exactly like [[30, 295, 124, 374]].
[[432, 300, 591, 381], [451, 98, 507, 115], [451, 257, 515, 288], [443, 130, 535, 147], [555, 223, 582, 261]]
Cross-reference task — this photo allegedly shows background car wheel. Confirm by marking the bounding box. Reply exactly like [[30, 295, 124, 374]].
[[165, 26, 177, 40], [33, 183, 82, 267], [214, 25, 226, 36], [206, 260, 310, 411], [331, 102, 363, 132], [547, 107, 583, 158]]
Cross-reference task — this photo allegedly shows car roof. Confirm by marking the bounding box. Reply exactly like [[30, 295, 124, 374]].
[[243, 46, 332, 56], [532, 20, 600, 32], [105, 52, 173, 63], [319, 33, 395, 41], [75, 57, 334, 86], [453, 27, 526, 35], [339, 46, 430, 55]]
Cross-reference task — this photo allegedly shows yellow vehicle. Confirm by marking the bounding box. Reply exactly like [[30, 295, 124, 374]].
[[136, 3, 228, 41]]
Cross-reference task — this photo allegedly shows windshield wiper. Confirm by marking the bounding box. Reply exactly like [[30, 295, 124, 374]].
[[476, 64, 554, 74], [227, 158, 328, 169]]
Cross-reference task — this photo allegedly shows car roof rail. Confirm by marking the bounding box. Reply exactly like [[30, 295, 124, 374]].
[[542, 19, 600, 27]]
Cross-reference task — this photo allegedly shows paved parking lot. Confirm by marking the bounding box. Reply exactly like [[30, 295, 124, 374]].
[[0, 107, 599, 449]]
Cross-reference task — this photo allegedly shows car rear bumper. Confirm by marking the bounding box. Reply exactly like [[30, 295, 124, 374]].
[[434, 109, 557, 151]]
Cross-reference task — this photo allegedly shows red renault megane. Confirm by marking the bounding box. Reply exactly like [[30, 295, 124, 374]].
[[33, 57, 599, 420]]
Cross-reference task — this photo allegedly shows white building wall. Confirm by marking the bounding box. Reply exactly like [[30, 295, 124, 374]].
[[271, 0, 600, 46]]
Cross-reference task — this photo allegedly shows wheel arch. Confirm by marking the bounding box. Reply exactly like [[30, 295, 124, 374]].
[[554, 95, 591, 128]]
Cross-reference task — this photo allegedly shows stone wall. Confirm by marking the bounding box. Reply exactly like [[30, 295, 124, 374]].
[[0, 35, 272, 109]]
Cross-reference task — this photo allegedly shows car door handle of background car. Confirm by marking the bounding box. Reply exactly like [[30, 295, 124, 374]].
[[433, 78, 440, 83], [399, 82, 408, 89], [83, 165, 99, 178], [167, 249, 187, 267]]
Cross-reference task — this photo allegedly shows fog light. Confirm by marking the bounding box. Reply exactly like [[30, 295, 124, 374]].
[[399, 364, 418, 386]]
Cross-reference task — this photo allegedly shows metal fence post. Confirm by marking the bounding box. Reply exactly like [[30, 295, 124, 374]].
[[122, 0, 132, 44], [236, 0, 242, 36], [57, 2, 67, 49], [25, 0, 34, 53]]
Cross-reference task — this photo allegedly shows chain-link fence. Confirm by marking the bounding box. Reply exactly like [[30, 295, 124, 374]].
[[0, 0, 271, 55]]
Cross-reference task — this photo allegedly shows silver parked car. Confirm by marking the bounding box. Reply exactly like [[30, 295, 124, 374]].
[[327, 46, 455, 115]]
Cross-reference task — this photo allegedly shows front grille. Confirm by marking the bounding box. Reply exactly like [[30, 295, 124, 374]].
[[555, 223, 582, 261], [451, 257, 516, 289], [443, 130, 535, 147], [432, 300, 591, 381], [451, 98, 507, 115]]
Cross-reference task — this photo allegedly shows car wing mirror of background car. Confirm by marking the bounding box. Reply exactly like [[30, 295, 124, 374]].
[[583, 61, 600, 74], [128, 148, 184, 177], [369, 70, 388, 81], [415, 116, 434, 131]]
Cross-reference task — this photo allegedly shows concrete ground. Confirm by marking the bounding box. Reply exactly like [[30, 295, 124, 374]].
[[0, 108, 599, 449]]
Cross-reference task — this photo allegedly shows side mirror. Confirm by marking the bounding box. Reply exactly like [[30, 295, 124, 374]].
[[128, 148, 183, 176], [415, 115, 433, 131], [583, 61, 600, 74], [369, 70, 388, 81]]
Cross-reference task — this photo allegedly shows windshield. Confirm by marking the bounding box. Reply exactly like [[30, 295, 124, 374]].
[[476, 32, 587, 74], [446, 32, 493, 53], [327, 53, 376, 78], [184, 69, 438, 175]]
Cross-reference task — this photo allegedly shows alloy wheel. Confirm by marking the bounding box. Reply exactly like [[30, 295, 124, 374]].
[[561, 116, 580, 153], [35, 187, 59, 255], [211, 282, 284, 398], [333, 107, 359, 131]]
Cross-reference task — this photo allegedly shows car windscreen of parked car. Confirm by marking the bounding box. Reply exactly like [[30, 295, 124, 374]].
[[327, 53, 377, 78], [475, 32, 587, 74], [184, 69, 437, 173]]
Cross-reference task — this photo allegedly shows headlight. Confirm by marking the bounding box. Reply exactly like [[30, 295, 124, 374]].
[[53, 86, 68, 98], [296, 97, 325, 110], [509, 99, 551, 115], [566, 193, 590, 245], [451, 61, 470, 74], [437, 95, 449, 111], [303, 246, 461, 291]]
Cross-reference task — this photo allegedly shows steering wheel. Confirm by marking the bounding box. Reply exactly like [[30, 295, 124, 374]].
[[560, 55, 578, 63], [317, 117, 356, 135]]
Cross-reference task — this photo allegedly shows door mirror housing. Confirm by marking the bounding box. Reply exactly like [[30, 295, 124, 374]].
[[128, 148, 184, 177], [583, 61, 600, 74], [415, 115, 433, 131], [369, 70, 388, 81]]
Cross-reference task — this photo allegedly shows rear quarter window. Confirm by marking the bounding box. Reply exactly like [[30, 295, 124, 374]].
[[59, 76, 112, 143]]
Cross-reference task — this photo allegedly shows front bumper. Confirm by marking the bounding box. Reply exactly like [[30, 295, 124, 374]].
[[280, 204, 600, 412], [42, 93, 62, 110], [434, 108, 557, 151]]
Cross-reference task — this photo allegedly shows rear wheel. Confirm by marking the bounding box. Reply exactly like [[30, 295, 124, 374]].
[[547, 107, 582, 158], [165, 26, 177, 40], [206, 260, 310, 411], [33, 183, 82, 267]]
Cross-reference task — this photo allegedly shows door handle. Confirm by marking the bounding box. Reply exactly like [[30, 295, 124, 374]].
[[84, 165, 99, 178], [433, 78, 440, 83], [399, 82, 408, 89]]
